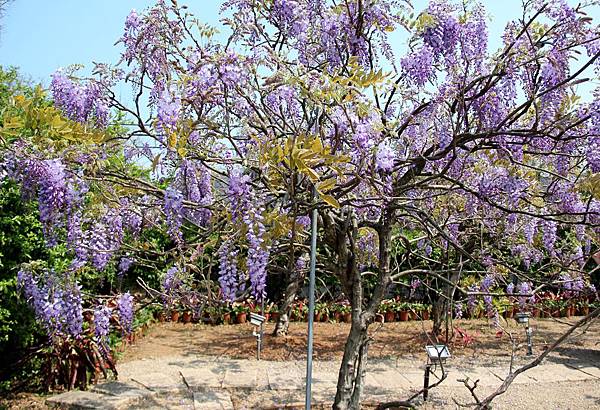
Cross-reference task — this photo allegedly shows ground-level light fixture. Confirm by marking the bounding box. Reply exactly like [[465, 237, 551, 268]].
[[515, 312, 533, 356], [423, 345, 451, 401], [250, 312, 266, 360]]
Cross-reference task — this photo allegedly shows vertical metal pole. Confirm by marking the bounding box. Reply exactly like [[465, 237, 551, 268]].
[[305, 189, 318, 410], [526, 325, 533, 356], [423, 363, 431, 401], [256, 332, 261, 361], [305, 109, 319, 410], [258, 299, 264, 361]]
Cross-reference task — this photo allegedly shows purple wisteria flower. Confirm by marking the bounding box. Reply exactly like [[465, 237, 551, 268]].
[[118, 257, 134, 275], [157, 89, 181, 132], [375, 143, 395, 172], [454, 302, 463, 319], [94, 305, 112, 340], [17, 268, 83, 337], [117, 292, 134, 335], [164, 186, 184, 244], [50, 71, 109, 127], [223, 169, 270, 301], [218, 240, 241, 302], [516, 282, 533, 310]]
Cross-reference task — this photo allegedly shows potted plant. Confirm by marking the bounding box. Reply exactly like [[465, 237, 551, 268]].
[[559, 300, 571, 318], [339, 301, 352, 323], [233, 303, 249, 324], [330, 303, 341, 322], [577, 300, 590, 316], [170, 308, 180, 323], [419, 304, 431, 320], [398, 302, 410, 322], [316, 302, 330, 322], [543, 299, 558, 318], [221, 305, 232, 324], [409, 303, 418, 320], [269, 305, 280, 322], [262, 304, 271, 322], [182, 310, 192, 324], [379, 299, 396, 323], [411, 303, 426, 320], [291, 302, 307, 322]]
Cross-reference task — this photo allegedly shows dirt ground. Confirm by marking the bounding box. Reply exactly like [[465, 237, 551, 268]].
[[121, 316, 600, 364]]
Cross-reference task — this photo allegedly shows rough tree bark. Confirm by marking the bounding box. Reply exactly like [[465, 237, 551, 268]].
[[333, 212, 393, 409], [273, 268, 304, 336], [431, 270, 461, 337]]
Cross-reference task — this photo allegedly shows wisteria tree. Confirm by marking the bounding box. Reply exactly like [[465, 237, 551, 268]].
[[2, 0, 600, 408]]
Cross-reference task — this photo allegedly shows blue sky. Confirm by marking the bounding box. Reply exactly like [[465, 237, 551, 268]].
[[0, 1, 597, 88]]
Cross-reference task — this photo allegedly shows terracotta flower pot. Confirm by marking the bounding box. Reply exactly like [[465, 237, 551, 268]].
[[561, 308, 571, 318], [399, 311, 409, 322], [334, 312, 341, 322], [314, 313, 322, 322], [236, 312, 247, 324], [171, 311, 180, 322], [182, 311, 192, 323], [384, 311, 396, 323], [271, 312, 280, 322], [375, 314, 384, 323], [264, 313, 270, 322], [422, 311, 430, 321], [342, 312, 352, 323], [581, 307, 590, 316], [157, 312, 166, 322], [410, 311, 418, 321], [223, 313, 231, 324]]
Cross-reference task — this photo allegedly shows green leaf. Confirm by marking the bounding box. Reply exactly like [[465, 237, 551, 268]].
[[320, 193, 340, 208]]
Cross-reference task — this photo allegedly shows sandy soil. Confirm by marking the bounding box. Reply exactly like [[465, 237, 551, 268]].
[[121, 316, 600, 364]]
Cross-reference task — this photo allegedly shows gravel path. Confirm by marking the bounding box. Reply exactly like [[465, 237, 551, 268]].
[[40, 319, 600, 408]]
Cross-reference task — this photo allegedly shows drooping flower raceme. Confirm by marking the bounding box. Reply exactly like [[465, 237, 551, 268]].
[[117, 292, 134, 335], [94, 305, 112, 340], [164, 186, 184, 244], [175, 160, 213, 226], [50, 71, 109, 128], [516, 282, 533, 310], [218, 240, 241, 302], [221, 169, 270, 301], [17, 268, 83, 337]]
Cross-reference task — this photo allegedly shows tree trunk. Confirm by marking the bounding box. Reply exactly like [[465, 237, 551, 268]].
[[432, 293, 447, 336], [332, 216, 392, 409], [273, 267, 304, 336], [432, 269, 461, 337], [333, 307, 372, 409]]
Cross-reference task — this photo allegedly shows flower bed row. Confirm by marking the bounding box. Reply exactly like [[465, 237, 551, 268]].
[[154, 295, 599, 326]]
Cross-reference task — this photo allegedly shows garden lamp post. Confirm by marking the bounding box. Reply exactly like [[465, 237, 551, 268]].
[[250, 312, 266, 360], [424, 344, 451, 401], [515, 312, 533, 356]]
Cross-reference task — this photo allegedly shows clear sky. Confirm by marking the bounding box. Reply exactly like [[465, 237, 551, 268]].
[[0, 1, 597, 88]]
